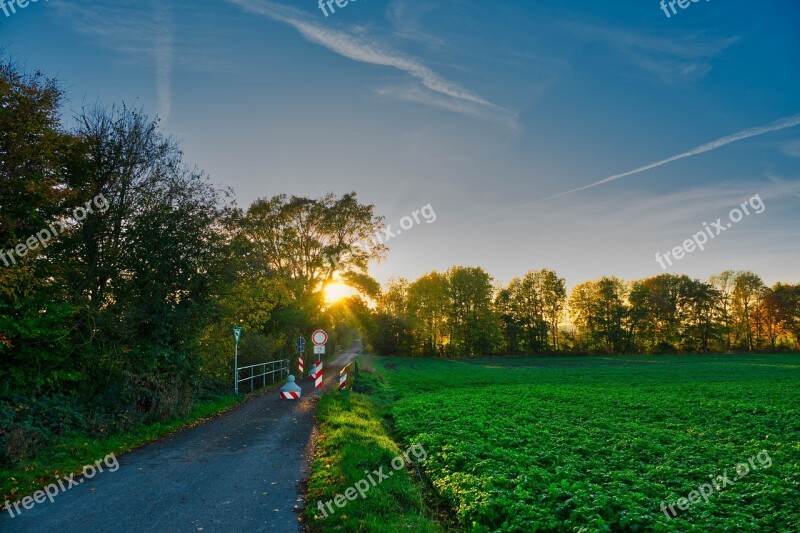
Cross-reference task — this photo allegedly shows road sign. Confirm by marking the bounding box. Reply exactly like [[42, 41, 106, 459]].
[[312, 329, 328, 346], [233, 326, 242, 346], [296, 336, 306, 352], [314, 345, 325, 354]]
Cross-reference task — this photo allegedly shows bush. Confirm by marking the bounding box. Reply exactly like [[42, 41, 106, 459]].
[[0, 394, 87, 465]]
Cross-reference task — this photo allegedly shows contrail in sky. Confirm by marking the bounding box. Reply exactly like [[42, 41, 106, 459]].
[[484, 113, 800, 220]]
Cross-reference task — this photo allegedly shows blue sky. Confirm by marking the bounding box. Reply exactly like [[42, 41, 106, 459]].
[[2, 0, 799, 287]]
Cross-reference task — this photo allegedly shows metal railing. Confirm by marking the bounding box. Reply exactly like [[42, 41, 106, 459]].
[[235, 358, 290, 394]]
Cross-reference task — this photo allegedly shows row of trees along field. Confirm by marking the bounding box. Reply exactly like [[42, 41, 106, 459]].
[[0, 61, 384, 466], [368, 268, 800, 356]]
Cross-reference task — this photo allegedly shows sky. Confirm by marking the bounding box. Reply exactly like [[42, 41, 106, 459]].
[[2, 0, 799, 289]]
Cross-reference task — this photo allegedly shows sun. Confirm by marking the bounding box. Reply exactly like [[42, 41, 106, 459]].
[[324, 281, 356, 304]]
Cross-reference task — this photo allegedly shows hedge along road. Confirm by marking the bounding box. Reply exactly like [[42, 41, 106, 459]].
[[1, 344, 359, 533]]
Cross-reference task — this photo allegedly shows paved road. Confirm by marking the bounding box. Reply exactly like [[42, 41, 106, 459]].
[[2, 345, 359, 533]]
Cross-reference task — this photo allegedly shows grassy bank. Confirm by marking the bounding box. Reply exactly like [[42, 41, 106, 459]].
[[305, 365, 441, 532], [1, 393, 243, 503]]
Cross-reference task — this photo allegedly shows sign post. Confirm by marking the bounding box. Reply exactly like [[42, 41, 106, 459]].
[[233, 326, 242, 395], [312, 329, 327, 395], [296, 336, 306, 375]]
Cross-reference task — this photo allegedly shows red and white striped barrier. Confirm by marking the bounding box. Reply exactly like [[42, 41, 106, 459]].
[[338, 361, 354, 391], [298, 355, 303, 375], [315, 361, 323, 389], [279, 375, 302, 400]]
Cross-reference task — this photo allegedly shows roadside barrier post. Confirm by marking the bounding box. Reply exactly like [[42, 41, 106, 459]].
[[280, 375, 302, 400]]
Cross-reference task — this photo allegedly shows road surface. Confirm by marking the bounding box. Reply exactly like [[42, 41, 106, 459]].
[[2, 345, 359, 533]]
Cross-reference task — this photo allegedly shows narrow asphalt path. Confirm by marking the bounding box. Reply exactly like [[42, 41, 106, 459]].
[[2, 344, 359, 533]]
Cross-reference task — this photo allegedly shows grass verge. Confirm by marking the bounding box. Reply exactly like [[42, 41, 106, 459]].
[[305, 365, 441, 532], [1, 393, 243, 503]]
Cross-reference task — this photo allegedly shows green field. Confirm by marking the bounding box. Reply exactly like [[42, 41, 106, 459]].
[[371, 355, 800, 532]]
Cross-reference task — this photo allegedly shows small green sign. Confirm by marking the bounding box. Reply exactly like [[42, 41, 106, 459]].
[[233, 326, 242, 345]]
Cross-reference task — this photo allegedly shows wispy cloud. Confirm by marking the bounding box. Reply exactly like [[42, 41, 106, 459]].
[[566, 24, 738, 83], [373, 84, 520, 131], [51, 0, 175, 123], [781, 139, 800, 158], [480, 113, 800, 220], [386, 0, 448, 47], [226, 0, 511, 122]]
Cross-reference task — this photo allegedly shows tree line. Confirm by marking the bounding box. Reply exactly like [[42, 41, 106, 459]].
[[366, 268, 800, 356]]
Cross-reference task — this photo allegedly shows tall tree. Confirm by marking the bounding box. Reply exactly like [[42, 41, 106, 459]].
[[407, 272, 449, 355], [0, 61, 74, 392], [709, 271, 737, 350], [242, 193, 385, 307], [569, 277, 628, 353], [731, 272, 765, 351], [446, 267, 502, 356]]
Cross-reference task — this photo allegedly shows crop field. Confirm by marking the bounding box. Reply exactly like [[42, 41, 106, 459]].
[[372, 355, 800, 532]]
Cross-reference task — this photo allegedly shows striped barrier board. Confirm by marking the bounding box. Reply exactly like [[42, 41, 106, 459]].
[[315, 361, 323, 389], [280, 390, 300, 400], [339, 361, 354, 391], [298, 355, 303, 375]]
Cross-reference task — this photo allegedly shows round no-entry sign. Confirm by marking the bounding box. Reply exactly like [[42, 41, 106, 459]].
[[312, 329, 328, 346]]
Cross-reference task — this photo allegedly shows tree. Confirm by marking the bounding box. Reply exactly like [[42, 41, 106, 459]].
[[569, 277, 628, 353], [495, 283, 522, 354], [512, 273, 549, 353], [501, 269, 566, 353], [242, 193, 385, 306], [628, 274, 687, 353], [539, 270, 567, 351], [677, 278, 720, 353], [759, 283, 800, 350], [370, 279, 413, 355], [0, 60, 75, 392], [731, 272, 765, 351], [408, 272, 449, 355], [446, 267, 502, 356], [709, 271, 737, 350]]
